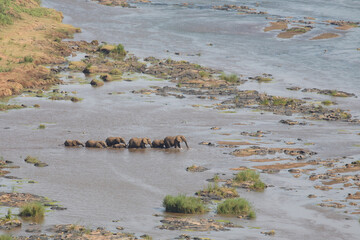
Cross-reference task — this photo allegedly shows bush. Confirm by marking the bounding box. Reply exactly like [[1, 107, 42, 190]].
[[220, 73, 239, 83], [19, 202, 45, 218], [163, 194, 207, 214], [217, 198, 255, 218], [38, 124, 45, 129], [112, 44, 126, 56], [23, 56, 33, 63], [234, 170, 266, 191]]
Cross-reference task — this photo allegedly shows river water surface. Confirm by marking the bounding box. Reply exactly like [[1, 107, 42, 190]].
[[0, 0, 359, 239]]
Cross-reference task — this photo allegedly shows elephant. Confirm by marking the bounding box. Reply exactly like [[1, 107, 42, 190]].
[[106, 137, 126, 147], [64, 140, 84, 147], [163, 135, 189, 149], [113, 143, 127, 148], [85, 140, 107, 148], [151, 139, 165, 148], [127, 137, 152, 148]]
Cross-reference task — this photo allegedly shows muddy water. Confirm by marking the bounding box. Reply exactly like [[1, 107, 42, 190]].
[[0, 0, 359, 239]]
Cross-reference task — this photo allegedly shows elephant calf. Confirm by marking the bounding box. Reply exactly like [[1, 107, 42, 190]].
[[151, 139, 165, 148], [106, 137, 126, 147], [164, 135, 189, 149], [85, 140, 107, 148], [128, 137, 152, 148], [64, 140, 84, 147]]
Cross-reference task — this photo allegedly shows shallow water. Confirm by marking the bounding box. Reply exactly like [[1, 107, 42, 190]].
[[0, 0, 360, 239]]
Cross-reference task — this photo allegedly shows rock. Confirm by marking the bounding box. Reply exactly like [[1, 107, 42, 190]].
[[308, 194, 317, 198], [90, 79, 104, 87], [0, 219, 22, 230], [100, 74, 112, 82], [186, 165, 209, 172], [261, 230, 275, 236]]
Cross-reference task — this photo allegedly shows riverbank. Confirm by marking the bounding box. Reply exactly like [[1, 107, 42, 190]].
[[0, 0, 79, 97]]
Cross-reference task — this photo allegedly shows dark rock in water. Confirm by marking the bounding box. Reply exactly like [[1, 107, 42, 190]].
[[0, 219, 22, 230], [50, 206, 67, 211], [280, 119, 307, 125], [186, 165, 209, 172]]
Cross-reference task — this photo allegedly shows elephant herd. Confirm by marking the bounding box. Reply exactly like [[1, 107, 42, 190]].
[[64, 135, 189, 149]]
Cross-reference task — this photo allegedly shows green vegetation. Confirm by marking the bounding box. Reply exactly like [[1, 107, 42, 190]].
[[213, 174, 220, 182], [19, 202, 45, 218], [233, 170, 266, 191], [0, 0, 52, 26], [199, 71, 209, 78], [109, 68, 122, 75], [220, 73, 239, 83], [0, 235, 13, 240], [163, 194, 207, 214], [255, 76, 272, 82], [5, 209, 12, 220], [22, 56, 33, 63], [38, 124, 45, 129], [286, 27, 308, 33], [321, 100, 333, 106], [197, 183, 238, 198], [112, 44, 126, 56], [260, 96, 298, 107], [0, 104, 24, 111], [24, 156, 41, 164], [217, 198, 255, 218]]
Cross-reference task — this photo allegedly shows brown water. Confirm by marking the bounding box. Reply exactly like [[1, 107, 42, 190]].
[[0, 0, 360, 238]]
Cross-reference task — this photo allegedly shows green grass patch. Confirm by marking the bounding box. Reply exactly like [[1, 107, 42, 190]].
[[0, 235, 13, 240], [321, 100, 333, 106], [163, 194, 207, 214], [234, 170, 266, 191], [220, 73, 239, 83], [217, 198, 255, 218], [19, 202, 45, 218]]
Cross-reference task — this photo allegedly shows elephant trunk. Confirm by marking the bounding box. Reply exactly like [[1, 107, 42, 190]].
[[184, 140, 189, 148]]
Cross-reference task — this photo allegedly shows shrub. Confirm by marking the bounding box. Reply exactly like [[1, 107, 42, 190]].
[[220, 73, 239, 83], [19, 202, 45, 218], [234, 170, 266, 191], [112, 44, 126, 56], [38, 124, 45, 129], [23, 56, 33, 63], [163, 194, 207, 214], [217, 198, 255, 218]]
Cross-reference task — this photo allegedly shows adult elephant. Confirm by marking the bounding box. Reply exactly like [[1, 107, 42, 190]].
[[85, 140, 107, 148], [64, 140, 84, 147], [106, 137, 126, 147], [128, 137, 152, 148], [151, 139, 165, 148], [163, 135, 189, 149]]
